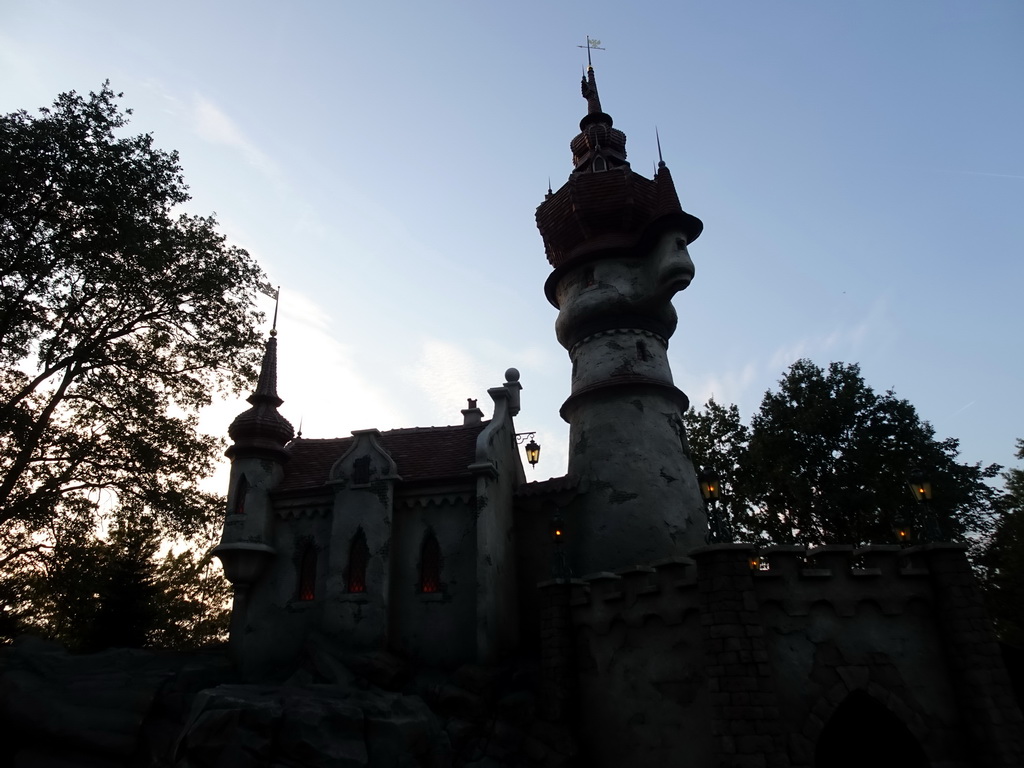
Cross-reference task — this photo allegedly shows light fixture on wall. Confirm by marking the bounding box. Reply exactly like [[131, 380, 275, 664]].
[[516, 432, 541, 468], [698, 469, 731, 544], [907, 468, 942, 542], [892, 515, 912, 546]]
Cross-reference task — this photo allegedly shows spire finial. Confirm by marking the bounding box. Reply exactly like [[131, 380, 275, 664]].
[[656, 127, 666, 169], [296, 415, 303, 439], [258, 282, 281, 336], [577, 36, 605, 70]]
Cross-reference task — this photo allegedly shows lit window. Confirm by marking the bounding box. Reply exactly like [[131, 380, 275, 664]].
[[420, 532, 442, 593], [347, 529, 369, 593], [297, 542, 317, 601]]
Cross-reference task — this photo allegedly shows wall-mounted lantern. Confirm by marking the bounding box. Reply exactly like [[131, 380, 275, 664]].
[[698, 469, 731, 544], [516, 432, 541, 468], [907, 468, 943, 542], [907, 469, 932, 503], [698, 470, 721, 501], [892, 515, 912, 546]]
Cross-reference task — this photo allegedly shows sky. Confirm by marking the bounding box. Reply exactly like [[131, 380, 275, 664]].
[[2, 1, 1022, 489]]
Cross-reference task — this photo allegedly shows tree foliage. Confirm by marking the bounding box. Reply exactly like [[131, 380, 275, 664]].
[[0, 84, 263, 645], [980, 440, 1024, 645], [685, 360, 1001, 550], [0, 512, 230, 650]]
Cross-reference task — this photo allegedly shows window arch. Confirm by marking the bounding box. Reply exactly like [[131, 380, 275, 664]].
[[346, 528, 369, 593], [297, 541, 317, 601], [232, 475, 249, 515], [420, 531, 442, 593]]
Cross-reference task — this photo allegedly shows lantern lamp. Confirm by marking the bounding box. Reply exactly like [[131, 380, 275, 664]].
[[892, 516, 912, 545], [698, 470, 721, 501], [907, 470, 932, 503], [525, 438, 541, 468]]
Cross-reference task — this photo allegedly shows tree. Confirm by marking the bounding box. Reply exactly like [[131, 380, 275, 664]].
[[0, 84, 265, 558], [980, 440, 1024, 645], [682, 398, 749, 538], [0, 84, 264, 643], [1, 510, 230, 650], [685, 360, 1001, 550]]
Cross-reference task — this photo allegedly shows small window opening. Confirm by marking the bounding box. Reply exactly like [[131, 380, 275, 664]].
[[636, 340, 651, 362], [232, 475, 249, 515], [297, 542, 317, 601], [420, 532, 442, 593], [592, 156, 607, 172], [353, 456, 371, 485], [347, 528, 369, 593]]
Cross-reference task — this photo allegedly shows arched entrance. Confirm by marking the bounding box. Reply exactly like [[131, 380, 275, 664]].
[[815, 690, 928, 768]]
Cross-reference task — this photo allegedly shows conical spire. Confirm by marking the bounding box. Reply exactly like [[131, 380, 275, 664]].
[[250, 334, 283, 408], [570, 66, 627, 172], [227, 333, 294, 457]]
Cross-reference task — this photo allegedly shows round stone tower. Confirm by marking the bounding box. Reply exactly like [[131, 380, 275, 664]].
[[535, 66, 708, 574]]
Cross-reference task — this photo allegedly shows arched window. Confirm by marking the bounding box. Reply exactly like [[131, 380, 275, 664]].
[[592, 155, 607, 172], [346, 529, 369, 593], [232, 475, 249, 515], [297, 542, 317, 601], [420, 531, 442, 593]]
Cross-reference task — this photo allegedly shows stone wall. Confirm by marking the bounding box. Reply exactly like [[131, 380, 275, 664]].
[[549, 543, 1024, 768]]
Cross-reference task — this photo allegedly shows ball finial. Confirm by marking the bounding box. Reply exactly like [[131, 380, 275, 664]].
[[504, 367, 520, 383]]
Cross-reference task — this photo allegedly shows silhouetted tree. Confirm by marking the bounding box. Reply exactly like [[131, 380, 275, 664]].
[[0, 84, 265, 554], [980, 440, 1024, 645], [0, 84, 263, 645], [685, 360, 1001, 550]]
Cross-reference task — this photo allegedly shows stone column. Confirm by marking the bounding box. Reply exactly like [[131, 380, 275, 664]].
[[693, 544, 789, 768], [919, 543, 1024, 766]]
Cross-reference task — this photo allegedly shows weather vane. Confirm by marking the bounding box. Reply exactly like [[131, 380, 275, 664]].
[[577, 36, 605, 68], [258, 281, 281, 335]]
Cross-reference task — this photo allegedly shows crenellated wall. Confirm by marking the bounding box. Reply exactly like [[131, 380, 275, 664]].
[[542, 543, 1024, 768]]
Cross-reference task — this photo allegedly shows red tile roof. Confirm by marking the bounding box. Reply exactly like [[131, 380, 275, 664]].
[[278, 422, 487, 491]]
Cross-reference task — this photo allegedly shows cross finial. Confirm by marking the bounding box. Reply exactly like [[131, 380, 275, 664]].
[[577, 36, 605, 69]]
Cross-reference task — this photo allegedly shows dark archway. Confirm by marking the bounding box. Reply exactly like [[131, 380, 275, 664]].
[[815, 690, 928, 768]]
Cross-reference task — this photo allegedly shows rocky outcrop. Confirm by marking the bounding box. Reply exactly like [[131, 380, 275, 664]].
[[0, 634, 577, 768]]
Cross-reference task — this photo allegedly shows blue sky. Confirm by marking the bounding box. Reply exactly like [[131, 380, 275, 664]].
[[2, 1, 1022, 486]]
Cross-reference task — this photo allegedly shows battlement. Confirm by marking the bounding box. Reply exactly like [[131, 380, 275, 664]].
[[565, 544, 942, 634]]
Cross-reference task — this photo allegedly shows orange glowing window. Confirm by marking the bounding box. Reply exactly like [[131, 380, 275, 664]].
[[420, 532, 441, 593], [347, 529, 369, 593], [297, 543, 317, 601]]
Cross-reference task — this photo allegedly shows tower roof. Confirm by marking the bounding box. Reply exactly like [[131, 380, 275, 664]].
[[536, 66, 702, 270], [227, 333, 295, 457]]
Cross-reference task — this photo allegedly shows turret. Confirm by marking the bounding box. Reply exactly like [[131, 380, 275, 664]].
[[214, 331, 294, 659], [536, 66, 707, 575]]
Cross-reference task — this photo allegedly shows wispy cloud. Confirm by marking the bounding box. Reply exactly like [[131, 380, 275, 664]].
[[190, 95, 277, 177], [410, 338, 490, 426]]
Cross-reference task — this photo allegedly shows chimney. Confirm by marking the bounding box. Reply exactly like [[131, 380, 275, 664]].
[[461, 398, 484, 425]]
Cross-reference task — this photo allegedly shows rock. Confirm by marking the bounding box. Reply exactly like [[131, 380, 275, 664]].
[[496, 691, 536, 725], [435, 684, 483, 720], [452, 664, 497, 696], [348, 650, 409, 691]]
